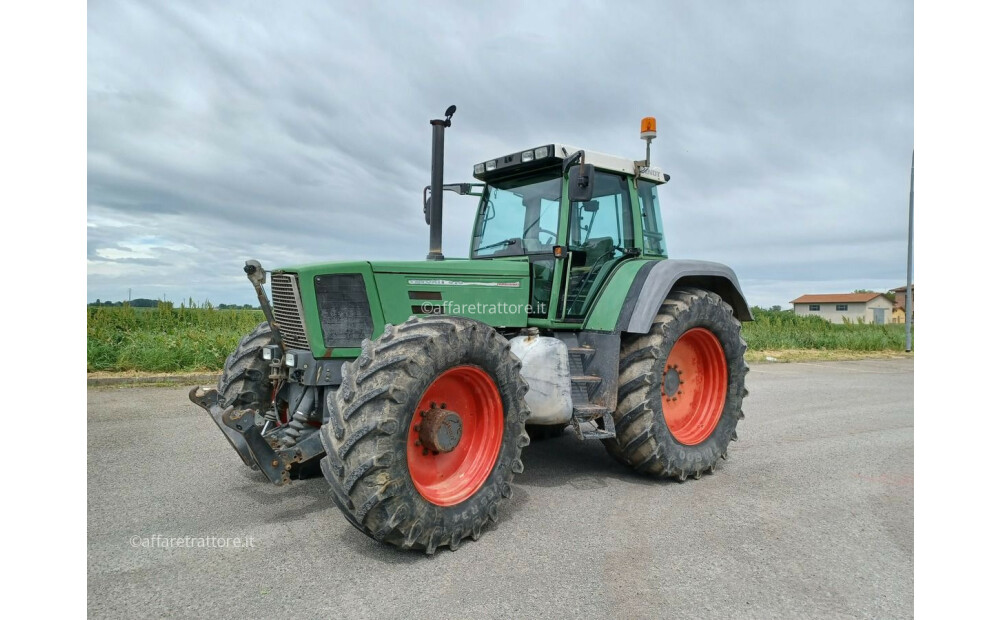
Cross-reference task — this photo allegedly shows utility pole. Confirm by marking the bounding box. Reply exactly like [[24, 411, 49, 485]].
[[905, 151, 914, 352]]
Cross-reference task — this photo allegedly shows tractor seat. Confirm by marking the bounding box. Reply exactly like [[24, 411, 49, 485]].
[[580, 237, 614, 265]]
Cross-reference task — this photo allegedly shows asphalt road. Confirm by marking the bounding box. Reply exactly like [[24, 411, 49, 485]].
[[88, 358, 913, 619]]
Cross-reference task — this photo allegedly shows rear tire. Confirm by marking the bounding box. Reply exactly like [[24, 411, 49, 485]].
[[320, 316, 530, 553], [603, 287, 749, 480]]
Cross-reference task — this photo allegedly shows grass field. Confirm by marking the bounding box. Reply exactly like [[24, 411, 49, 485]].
[[741, 308, 910, 351], [87, 305, 265, 373], [87, 305, 912, 373]]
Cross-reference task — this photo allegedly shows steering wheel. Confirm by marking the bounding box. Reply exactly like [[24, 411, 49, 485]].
[[537, 227, 558, 245]]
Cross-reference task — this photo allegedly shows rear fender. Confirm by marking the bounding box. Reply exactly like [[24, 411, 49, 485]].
[[617, 259, 753, 334]]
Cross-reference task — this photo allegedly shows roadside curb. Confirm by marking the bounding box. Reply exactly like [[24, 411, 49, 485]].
[[87, 373, 221, 387]]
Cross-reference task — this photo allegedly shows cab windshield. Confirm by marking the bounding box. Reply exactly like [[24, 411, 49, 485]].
[[472, 172, 561, 257]]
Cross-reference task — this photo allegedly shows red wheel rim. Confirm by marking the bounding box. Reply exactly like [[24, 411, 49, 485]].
[[406, 366, 504, 506], [660, 328, 728, 446]]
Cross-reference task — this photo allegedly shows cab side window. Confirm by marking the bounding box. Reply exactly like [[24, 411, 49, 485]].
[[569, 172, 633, 252], [637, 180, 667, 256]]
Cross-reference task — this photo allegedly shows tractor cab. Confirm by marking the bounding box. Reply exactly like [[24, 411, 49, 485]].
[[468, 139, 670, 322]]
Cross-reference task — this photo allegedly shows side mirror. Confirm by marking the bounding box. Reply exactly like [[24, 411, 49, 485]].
[[568, 163, 596, 202], [423, 183, 483, 224]]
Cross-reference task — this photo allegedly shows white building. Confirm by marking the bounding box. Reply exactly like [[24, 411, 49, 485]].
[[790, 293, 894, 324]]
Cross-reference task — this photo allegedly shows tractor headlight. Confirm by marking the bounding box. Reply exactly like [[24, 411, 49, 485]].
[[474, 163, 485, 175], [284, 352, 297, 367], [262, 345, 280, 361], [485, 160, 497, 172], [521, 150, 534, 162], [534, 146, 549, 159]]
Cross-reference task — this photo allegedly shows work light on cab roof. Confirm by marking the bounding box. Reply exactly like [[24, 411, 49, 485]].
[[472, 117, 667, 185], [191, 104, 753, 555]]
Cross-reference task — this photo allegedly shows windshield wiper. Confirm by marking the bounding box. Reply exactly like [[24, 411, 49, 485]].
[[477, 238, 517, 252]]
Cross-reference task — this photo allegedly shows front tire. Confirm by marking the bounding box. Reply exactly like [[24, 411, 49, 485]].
[[604, 287, 749, 480], [216, 322, 273, 471], [218, 321, 273, 415], [216, 321, 320, 479], [320, 316, 530, 553]]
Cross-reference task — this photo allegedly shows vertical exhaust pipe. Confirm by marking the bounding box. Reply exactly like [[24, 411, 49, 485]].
[[427, 105, 456, 261]]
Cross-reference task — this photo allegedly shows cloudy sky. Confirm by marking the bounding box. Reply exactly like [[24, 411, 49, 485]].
[[87, 0, 913, 309]]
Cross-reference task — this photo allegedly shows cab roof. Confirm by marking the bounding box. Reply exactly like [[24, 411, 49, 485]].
[[473, 143, 668, 185]]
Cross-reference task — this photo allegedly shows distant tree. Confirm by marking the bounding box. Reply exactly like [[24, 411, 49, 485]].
[[95, 298, 101, 305], [853, 289, 875, 294], [770, 305, 782, 312]]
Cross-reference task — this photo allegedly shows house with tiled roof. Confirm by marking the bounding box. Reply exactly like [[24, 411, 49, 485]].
[[790, 292, 894, 324], [889, 285, 913, 324]]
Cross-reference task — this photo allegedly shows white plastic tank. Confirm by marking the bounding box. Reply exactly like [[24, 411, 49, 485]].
[[509, 331, 573, 425]]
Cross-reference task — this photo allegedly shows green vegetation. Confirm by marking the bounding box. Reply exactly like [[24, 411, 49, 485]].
[[743, 308, 910, 351], [87, 305, 911, 374], [87, 304, 265, 372]]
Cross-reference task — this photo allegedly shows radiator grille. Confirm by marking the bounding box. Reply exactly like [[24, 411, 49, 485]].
[[315, 274, 373, 348], [269, 273, 310, 350]]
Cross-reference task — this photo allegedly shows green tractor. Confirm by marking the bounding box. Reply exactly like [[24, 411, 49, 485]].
[[190, 106, 752, 553]]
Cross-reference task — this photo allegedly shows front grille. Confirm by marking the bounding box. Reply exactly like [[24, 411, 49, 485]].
[[314, 274, 373, 348], [269, 273, 310, 350]]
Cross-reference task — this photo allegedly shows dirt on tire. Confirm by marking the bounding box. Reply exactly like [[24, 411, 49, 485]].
[[603, 287, 749, 480], [320, 316, 531, 553]]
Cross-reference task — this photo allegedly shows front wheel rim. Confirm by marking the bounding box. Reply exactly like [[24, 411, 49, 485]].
[[660, 328, 728, 446], [406, 366, 504, 506]]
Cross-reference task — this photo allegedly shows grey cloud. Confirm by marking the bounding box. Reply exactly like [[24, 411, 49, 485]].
[[88, 0, 913, 309]]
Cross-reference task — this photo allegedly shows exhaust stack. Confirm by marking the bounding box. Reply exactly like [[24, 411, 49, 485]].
[[427, 105, 456, 261]]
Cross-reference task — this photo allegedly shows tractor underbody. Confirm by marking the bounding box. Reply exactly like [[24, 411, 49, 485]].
[[189, 325, 626, 485]]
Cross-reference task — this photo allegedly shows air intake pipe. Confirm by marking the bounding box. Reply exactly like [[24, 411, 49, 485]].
[[427, 105, 456, 261]]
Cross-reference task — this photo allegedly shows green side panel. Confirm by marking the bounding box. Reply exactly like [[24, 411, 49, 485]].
[[370, 258, 530, 328], [373, 268, 530, 329], [582, 258, 656, 332]]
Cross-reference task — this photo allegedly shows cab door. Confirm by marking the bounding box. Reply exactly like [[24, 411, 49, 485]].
[[555, 171, 636, 320]]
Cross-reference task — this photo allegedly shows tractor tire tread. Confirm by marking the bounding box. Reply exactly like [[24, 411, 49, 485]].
[[602, 287, 748, 480], [320, 316, 530, 553]]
